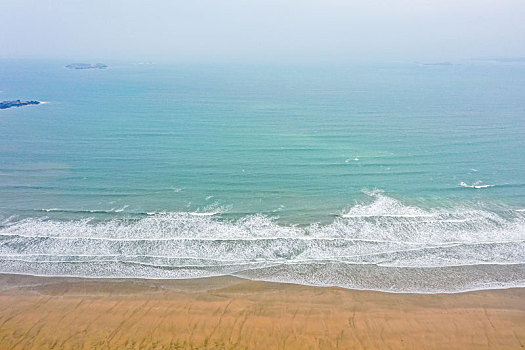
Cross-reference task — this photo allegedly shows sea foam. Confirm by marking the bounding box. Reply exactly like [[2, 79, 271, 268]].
[[1, 191, 525, 293]]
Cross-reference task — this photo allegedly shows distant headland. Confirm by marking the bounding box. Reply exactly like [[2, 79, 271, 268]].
[[0, 100, 40, 110], [66, 63, 108, 70]]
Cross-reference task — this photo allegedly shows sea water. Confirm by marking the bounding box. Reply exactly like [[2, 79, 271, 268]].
[[1, 60, 524, 292]]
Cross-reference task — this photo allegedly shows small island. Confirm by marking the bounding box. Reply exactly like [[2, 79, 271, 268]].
[[66, 63, 108, 70], [0, 100, 40, 110], [423, 62, 454, 66]]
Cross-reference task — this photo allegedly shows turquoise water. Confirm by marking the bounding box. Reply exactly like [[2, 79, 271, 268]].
[[1, 60, 525, 292]]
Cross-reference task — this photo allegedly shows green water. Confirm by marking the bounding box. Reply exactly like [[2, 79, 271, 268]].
[[1, 60, 524, 292]]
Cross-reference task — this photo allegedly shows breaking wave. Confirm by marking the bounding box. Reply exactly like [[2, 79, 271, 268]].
[[1, 191, 525, 293], [459, 181, 495, 189]]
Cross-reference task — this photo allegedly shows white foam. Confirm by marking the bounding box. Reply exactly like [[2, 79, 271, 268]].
[[2, 193, 525, 292], [114, 205, 129, 213], [41, 207, 129, 214], [188, 211, 220, 216], [344, 157, 359, 163], [460, 181, 495, 189], [341, 190, 432, 218]]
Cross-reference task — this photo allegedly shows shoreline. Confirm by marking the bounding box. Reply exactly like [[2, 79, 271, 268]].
[[1, 271, 524, 295], [1, 273, 524, 349]]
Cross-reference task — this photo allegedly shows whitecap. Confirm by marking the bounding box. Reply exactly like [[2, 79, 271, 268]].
[[460, 181, 495, 189], [188, 211, 220, 216], [341, 190, 432, 218], [114, 205, 129, 213]]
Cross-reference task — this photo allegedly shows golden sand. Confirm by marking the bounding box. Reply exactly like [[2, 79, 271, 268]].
[[0, 274, 524, 349]]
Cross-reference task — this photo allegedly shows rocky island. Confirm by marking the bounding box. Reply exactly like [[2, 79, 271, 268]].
[[423, 62, 454, 66], [0, 100, 40, 110], [66, 63, 107, 70]]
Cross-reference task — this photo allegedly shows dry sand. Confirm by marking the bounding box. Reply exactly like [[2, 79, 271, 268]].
[[0, 273, 524, 349]]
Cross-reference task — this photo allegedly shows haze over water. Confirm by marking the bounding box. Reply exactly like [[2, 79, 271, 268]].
[[1, 60, 525, 292]]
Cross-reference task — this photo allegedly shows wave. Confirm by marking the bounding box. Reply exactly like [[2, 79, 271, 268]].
[[188, 211, 221, 216], [459, 181, 495, 189], [40, 205, 222, 217], [341, 191, 432, 218], [2, 191, 525, 293], [41, 206, 130, 214]]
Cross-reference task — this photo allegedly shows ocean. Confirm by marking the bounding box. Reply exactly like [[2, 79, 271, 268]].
[[1, 60, 524, 292]]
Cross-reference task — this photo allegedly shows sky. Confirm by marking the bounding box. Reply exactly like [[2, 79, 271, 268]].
[[1, 0, 524, 63]]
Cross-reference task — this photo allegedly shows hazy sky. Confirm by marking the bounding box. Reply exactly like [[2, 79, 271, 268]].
[[1, 0, 524, 62]]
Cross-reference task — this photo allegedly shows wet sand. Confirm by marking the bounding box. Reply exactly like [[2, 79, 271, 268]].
[[0, 274, 524, 349]]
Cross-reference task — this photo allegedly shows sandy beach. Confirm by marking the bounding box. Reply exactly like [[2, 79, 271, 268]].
[[0, 274, 524, 349]]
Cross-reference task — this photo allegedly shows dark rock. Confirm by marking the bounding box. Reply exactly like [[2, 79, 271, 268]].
[[0, 100, 41, 110], [66, 63, 108, 70]]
